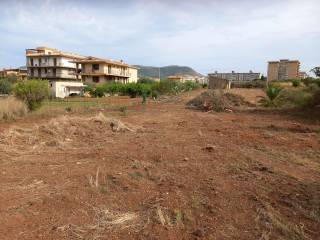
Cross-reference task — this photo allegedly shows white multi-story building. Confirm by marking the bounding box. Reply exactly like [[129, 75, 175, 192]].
[[26, 47, 86, 98], [209, 71, 261, 82], [26, 47, 138, 98]]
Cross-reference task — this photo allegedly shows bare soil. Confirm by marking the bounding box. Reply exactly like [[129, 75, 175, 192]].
[[0, 89, 319, 240]]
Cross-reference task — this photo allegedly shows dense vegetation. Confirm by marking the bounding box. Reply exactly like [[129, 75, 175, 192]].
[[84, 80, 201, 98], [259, 79, 320, 108], [0, 79, 13, 94]]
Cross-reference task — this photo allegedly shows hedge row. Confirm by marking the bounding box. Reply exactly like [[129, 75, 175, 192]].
[[85, 80, 200, 98]]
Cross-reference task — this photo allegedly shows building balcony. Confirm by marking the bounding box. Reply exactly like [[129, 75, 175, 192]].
[[27, 63, 76, 68], [80, 71, 130, 78]]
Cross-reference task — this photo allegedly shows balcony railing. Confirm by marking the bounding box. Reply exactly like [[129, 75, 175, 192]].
[[81, 70, 130, 77], [27, 62, 75, 68]]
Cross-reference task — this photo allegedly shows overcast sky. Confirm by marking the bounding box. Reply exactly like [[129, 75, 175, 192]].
[[0, 0, 319, 74]]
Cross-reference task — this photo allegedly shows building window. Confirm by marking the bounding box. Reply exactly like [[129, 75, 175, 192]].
[[45, 68, 47, 74], [93, 76, 99, 83], [30, 58, 34, 66], [92, 64, 99, 71]]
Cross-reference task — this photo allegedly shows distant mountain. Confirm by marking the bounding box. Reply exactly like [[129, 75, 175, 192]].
[[135, 65, 203, 79]]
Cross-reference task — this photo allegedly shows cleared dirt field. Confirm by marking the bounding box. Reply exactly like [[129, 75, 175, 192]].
[[0, 89, 319, 239]]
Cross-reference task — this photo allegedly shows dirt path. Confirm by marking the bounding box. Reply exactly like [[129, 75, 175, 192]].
[[0, 89, 319, 239]]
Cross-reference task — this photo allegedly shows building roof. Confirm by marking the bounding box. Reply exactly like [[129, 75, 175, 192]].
[[26, 47, 86, 59], [72, 56, 139, 69], [268, 59, 300, 63]]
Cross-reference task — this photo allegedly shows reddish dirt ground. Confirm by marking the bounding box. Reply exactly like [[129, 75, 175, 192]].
[[0, 89, 319, 240]]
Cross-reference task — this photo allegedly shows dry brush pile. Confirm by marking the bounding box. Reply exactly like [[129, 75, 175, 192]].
[[187, 90, 253, 112], [0, 113, 139, 154]]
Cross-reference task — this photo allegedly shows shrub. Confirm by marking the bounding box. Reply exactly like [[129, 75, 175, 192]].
[[0, 96, 28, 120], [92, 85, 106, 98], [138, 77, 155, 84], [84, 84, 95, 95], [291, 79, 301, 87], [0, 79, 13, 94], [183, 81, 200, 91], [302, 77, 320, 87], [276, 89, 312, 108], [259, 86, 282, 107], [14, 79, 50, 110], [151, 90, 160, 99], [311, 90, 320, 106]]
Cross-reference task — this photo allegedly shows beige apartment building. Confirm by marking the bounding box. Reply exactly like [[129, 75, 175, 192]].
[[267, 59, 300, 81], [73, 56, 138, 84]]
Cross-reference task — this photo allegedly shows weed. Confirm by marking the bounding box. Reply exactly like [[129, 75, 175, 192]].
[[174, 209, 184, 226], [119, 106, 127, 116], [259, 86, 282, 107], [65, 106, 72, 113], [129, 171, 143, 179], [291, 79, 301, 88], [0, 96, 28, 120], [257, 204, 308, 240]]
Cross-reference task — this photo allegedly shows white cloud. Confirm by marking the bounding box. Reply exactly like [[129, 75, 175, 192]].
[[0, 0, 319, 73]]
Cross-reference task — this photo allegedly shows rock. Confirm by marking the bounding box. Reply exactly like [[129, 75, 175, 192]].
[[183, 157, 189, 161], [203, 145, 216, 152]]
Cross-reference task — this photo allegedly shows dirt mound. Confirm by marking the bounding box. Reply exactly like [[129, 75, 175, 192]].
[[187, 90, 253, 112], [0, 113, 137, 153]]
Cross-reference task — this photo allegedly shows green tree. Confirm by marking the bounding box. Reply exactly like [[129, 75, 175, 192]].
[[0, 79, 13, 94], [311, 67, 320, 77], [14, 80, 50, 110]]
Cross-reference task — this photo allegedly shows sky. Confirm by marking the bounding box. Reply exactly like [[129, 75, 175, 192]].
[[0, 0, 319, 75]]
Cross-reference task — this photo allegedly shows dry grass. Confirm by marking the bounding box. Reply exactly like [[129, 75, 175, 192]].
[[0, 96, 28, 120], [0, 113, 139, 155], [256, 204, 309, 240]]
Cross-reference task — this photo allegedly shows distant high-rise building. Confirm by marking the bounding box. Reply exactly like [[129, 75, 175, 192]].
[[267, 59, 300, 81]]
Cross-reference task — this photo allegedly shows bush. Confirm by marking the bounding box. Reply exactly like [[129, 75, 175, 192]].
[[302, 77, 320, 87], [86, 80, 200, 99], [291, 79, 301, 87], [259, 86, 282, 107], [0, 79, 13, 94], [311, 90, 320, 106], [276, 89, 312, 108], [14, 80, 50, 110], [183, 81, 200, 91], [92, 85, 106, 98], [0, 96, 28, 120], [138, 77, 155, 84]]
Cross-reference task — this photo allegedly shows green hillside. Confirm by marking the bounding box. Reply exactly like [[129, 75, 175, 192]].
[[135, 65, 203, 79]]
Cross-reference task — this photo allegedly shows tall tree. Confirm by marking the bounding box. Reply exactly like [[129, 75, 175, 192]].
[[311, 67, 320, 77]]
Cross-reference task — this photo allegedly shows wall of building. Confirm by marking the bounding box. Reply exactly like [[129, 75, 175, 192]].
[[267, 60, 300, 81], [29, 68, 76, 79], [128, 68, 138, 83], [267, 62, 279, 81], [51, 81, 84, 98], [210, 72, 261, 82]]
